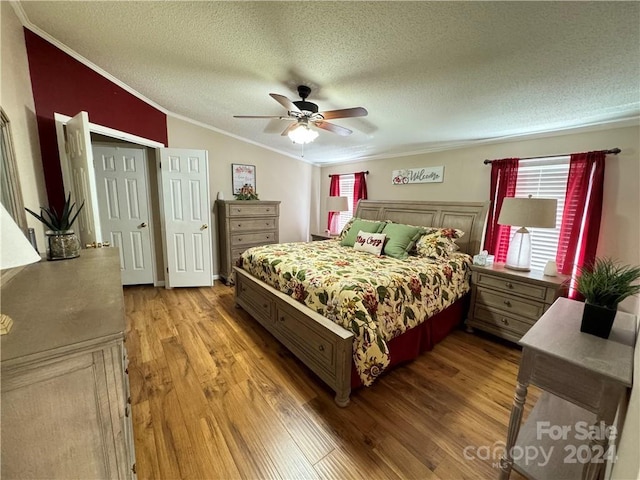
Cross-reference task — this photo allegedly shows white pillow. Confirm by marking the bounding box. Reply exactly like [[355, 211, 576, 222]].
[[353, 231, 386, 255]]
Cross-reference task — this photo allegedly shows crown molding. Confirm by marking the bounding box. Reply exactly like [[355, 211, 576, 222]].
[[314, 116, 640, 167]]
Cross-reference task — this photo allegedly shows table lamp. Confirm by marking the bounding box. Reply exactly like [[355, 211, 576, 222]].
[[1, 203, 41, 334], [497, 196, 557, 272], [326, 196, 349, 235]]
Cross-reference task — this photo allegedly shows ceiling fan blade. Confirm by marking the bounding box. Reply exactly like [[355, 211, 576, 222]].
[[270, 93, 301, 113], [319, 107, 368, 120], [234, 115, 290, 119], [281, 122, 300, 136], [314, 121, 352, 136]]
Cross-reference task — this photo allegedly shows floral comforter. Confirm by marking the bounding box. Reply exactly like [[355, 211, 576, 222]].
[[238, 240, 472, 386]]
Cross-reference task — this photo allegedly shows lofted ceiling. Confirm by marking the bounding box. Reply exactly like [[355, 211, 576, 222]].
[[17, 1, 640, 165]]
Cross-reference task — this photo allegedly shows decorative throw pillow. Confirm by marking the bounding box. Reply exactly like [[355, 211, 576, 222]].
[[416, 228, 466, 259], [353, 231, 386, 255], [340, 219, 386, 247], [381, 223, 427, 259]]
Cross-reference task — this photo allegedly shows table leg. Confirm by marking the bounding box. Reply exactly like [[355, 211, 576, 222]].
[[499, 381, 529, 480]]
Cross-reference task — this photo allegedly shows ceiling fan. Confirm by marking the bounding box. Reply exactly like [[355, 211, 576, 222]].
[[234, 85, 368, 144]]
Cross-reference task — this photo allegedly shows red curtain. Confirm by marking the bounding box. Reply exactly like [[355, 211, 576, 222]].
[[556, 151, 606, 296], [327, 174, 341, 232], [353, 172, 368, 211], [484, 158, 519, 261]]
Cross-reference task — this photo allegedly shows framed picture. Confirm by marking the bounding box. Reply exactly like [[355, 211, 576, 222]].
[[232, 164, 256, 194]]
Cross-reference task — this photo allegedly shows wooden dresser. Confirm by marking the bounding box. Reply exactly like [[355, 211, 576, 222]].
[[1, 249, 136, 479], [467, 263, 568, 343], [216, 200, 280, 284]]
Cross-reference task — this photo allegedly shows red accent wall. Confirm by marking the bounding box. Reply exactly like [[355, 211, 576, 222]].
[[24, 29, 168, 208]]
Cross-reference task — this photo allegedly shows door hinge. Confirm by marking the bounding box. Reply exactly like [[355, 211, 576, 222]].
[[166, 267, 169, 273]]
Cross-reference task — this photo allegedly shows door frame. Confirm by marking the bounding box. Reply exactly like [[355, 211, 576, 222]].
[[54, 113, 166, 286]]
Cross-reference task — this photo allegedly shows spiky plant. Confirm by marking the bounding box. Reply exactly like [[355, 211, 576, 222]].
[[25, 193, 84, 232], [576, 257, 640, 309]]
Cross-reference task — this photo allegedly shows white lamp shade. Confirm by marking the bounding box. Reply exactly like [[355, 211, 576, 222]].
[[1, 204, 40, 270], [326, 196, 349, 212], [498, 197, 557, 228]]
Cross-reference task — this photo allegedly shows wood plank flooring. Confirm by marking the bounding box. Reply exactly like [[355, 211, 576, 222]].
[[125, 282, 537, 480]]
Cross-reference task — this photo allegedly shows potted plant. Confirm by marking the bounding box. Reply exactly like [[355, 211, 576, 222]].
[[26, 193, 84, 261], [576, 257, 640, 339]]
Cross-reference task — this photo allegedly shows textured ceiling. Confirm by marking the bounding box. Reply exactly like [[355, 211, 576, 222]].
[[18, 1, 640, 164]]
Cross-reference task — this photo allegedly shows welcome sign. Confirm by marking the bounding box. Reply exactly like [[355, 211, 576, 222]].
[[392, 166, 444, 185]]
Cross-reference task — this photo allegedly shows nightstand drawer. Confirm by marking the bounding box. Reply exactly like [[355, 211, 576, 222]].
[[231, 231, 276, 247], [229, 218, 277, 232], [474, 306, 533, 337], [475, 272, 548, 300], [228, 204, 279, 217], [475, 287, 544, 321]]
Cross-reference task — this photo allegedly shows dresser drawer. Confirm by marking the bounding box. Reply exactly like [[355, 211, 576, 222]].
[[475, 272, 548, 300], [227, 204, 279, 217], [229, 218, 277, 232], [474, 306, 533, 337], [274, 303, 336, 375], [231, 232, 276, 247], [475, 287, 544, 321]]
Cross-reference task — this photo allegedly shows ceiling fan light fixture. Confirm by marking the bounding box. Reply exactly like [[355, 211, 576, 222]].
[[288, 124, 318, 144]]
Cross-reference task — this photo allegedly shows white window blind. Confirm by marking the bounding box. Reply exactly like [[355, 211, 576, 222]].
[[513, 157, 570, 271], [337, 174, 355, 233]]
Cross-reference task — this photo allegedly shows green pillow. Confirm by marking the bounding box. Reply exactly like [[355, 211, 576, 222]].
[[381, 223, 426, 259], [340, 219, 386, 247]]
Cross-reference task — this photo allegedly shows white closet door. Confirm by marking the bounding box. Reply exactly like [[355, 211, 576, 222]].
[[93, 145, 154, 285], [158, 148, 213, 287]]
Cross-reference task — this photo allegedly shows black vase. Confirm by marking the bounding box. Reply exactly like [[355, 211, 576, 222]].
[[580, 302, 616, 339]]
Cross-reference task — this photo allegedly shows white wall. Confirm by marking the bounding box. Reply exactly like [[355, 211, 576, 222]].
[[1, 2, 48, 241]]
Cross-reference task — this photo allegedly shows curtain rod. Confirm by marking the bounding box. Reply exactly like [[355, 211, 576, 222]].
[[328, 170, 369, 177], [483, 148, 621, 165]]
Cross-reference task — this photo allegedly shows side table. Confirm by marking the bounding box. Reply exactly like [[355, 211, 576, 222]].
[[499, 297, 636, 480]]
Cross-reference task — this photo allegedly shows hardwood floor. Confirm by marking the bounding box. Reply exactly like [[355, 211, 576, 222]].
[[124, 282, 537, 480]]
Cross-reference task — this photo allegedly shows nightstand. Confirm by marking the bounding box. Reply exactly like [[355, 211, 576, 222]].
[[310, 232, 336, 241], [466, 263, 568, 342]]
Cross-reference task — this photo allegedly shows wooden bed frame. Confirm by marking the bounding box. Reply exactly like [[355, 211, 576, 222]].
[[234, 200, 490, 406]]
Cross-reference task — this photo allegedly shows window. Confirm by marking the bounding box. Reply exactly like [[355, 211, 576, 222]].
[[336, 173, 354, 233], [511, 157, 570, 271]]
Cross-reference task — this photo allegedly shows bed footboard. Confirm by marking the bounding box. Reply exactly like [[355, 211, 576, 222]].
[[234, 267, 354, 406]]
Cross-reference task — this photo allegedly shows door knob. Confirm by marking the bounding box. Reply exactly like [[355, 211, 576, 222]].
[[201, 224, 208, 230], [139, 222, 148, 228]]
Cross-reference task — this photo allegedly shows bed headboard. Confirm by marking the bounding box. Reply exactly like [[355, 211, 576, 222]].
[[354, 200, 490, 256]]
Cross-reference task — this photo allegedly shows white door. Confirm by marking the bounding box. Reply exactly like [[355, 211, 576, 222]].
[[158, 148, 213, 287], [93, 145, 154, 285], [65, 112, 102, 246]]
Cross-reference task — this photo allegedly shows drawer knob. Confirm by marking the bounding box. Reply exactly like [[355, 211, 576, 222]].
[[238, 223, 242, 227], [501, 318, 509, 325], [503, 300, 512, 307], [266, 208, 270, 212], [279, 316, 285, 322], [263, 303, 268, 309], [505, 282, 514, 289], [238, 238, 243, 242], [318, 344, 325, 352]]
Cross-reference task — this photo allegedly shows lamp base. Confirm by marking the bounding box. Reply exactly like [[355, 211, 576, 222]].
[[504, 227, 531, 272]]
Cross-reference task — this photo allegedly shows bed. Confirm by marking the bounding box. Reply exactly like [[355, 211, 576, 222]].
[[234, 200, 489, 406]]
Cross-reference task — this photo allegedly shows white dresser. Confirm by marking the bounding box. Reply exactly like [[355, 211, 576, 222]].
[[0, 249, 136, 479]]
